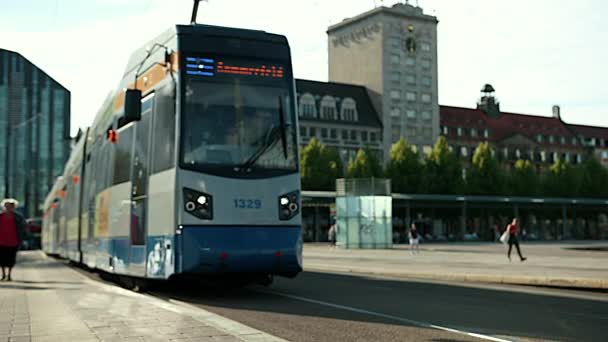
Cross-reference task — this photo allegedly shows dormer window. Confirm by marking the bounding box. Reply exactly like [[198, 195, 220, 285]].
[[340, 97, 358, 121], [320, 96, 338, 120], [298, 93, 317, 118]]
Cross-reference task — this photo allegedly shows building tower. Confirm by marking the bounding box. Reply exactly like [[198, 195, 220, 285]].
[[327, 1, 439, 162]]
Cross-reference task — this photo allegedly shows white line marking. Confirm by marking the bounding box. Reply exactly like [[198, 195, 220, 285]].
[[261, 290, 513, 342]]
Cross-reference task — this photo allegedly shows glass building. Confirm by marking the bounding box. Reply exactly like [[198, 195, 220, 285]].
[[0, 48, 70, 218]]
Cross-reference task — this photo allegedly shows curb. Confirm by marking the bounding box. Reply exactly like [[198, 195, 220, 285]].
[[304, 264, 608, 291]]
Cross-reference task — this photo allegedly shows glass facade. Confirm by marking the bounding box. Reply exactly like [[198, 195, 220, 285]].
[[0, 49, 70, 217]]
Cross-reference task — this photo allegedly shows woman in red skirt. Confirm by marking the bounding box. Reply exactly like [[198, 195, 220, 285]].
[[0, 199, 27, 281]]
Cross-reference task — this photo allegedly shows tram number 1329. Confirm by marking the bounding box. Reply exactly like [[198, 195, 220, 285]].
[[234, 199, 262, 209]]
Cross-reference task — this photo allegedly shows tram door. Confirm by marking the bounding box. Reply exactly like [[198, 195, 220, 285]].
[[129, 94, 154, 277]]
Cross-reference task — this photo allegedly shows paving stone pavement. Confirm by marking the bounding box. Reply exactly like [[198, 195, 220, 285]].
[[0, 251, 285, 342], [303, 241, 608, 289]]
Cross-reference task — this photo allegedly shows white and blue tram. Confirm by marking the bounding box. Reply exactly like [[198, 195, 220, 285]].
[[42, 24, 303, 283]]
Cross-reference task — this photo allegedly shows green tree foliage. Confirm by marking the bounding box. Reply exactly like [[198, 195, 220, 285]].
[[385, 138, 423, 193], [467, 142, 505, 195], [347, 148, 383, 178], [542, 158, 580, 197], [578, 156, 608, 198], [508, 159, 539, 196], [423, 136, 464, 194], [300, 138, 344, 190]]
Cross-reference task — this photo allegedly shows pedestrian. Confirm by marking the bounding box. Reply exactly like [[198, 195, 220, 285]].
[[505, 218, 526, 262], [0, 199, 27, 281], [328, 224, 336, 247], [408, 223, 420, 254]]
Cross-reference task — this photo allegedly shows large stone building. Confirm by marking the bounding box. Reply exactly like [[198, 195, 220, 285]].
[[327, 2, 439, 162], [440, 85, 608, 169], [296, 79, 383, 161], [0, 48, 71, 217]]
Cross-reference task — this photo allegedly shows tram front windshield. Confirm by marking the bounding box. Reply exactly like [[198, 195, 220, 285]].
[[181, 78, 297, 174]]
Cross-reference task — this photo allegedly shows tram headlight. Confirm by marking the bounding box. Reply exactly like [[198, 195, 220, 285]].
[[183, 188, 213, 220], [278, 190, 300, 220]]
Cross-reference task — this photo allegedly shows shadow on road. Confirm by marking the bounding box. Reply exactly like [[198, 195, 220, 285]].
[[145, 271, 608, 342]]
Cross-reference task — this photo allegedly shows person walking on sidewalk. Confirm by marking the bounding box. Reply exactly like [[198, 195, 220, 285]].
[[408, 223, 420, 254], [505, 218, 526, 262], [0, 199, 27, 281]]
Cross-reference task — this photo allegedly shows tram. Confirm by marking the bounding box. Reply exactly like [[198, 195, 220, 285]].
[[42, 23, 303, 284]]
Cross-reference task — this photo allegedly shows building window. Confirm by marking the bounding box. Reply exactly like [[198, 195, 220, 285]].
[[370, 132, 376, 142], [483, 129, 489, 138], [541, 151, 547, 162], [442, 126, 448, 135], [320, 96, 338, 120], [422, 127, 432, 139], [406, 92, 416, 101], [576, 154, 582, 163], [321, 128, 328, 138], [300, 126, 307, 137], [548, 135, 555, 144], [515, 149, 521, 159], [421, 93, 432, 103], [408, 126, 417, 137], [503, 147, 509, 159], [456, 127, 463, 136], [422, 76, 431, 87], [362, 131, 368, 142], [560, 136, 566, 145], [565, 153, 571, 163], [392, 127, 401, 143], [341, 130, 348, 140], [391, 107, 401, 117], [405, 58, 415, 66], [309, 127, 316, 137], [601, 151, 608, 159], [406, 110, 416, 119], [421, 42, 431, 52], [421, 111, 431, 121], [390, 72, 400, 83], [391, 54, 400, 65], [405, 74, 416, 85], [572, 137, 577, 145], [330, 128, 337, 139], [471, 128, 477, 137], [390, 90, 401, 100], [341, 97, 358, 121], [350, 130, 357, 141], [421, 59, 431, 69], [537, 134, 543, 143], [298, 93, 317, 118], [461, 146, 468, 157]]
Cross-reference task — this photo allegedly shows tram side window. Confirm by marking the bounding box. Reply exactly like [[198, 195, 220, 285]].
[[151, 85, 176, 173], [112, 126, 134, 185]]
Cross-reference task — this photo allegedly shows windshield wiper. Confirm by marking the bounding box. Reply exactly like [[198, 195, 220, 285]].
[[238, 97, 290, 170], [278, 96, 288, 159]]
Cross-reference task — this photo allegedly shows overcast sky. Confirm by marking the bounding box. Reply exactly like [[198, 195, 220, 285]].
[[1, 0, 607, 135]]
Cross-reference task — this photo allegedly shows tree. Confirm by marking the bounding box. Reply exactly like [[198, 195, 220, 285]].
[[423, 136, 464, 194], [508, 159, 539, 196], [385, 138, 423, 193], [578, 156, 608, 198], [542, 158, 579, 197], [467, 142, 505, 195], [347, 148, 383, 178], [300, 138, 343, 190]]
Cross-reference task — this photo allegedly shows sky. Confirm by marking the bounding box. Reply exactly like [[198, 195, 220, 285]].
[[1, 0, 607, 135]]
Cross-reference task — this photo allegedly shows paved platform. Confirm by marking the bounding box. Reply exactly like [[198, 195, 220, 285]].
[[303, 241, 608, 290], [0, 251, 285, 342]]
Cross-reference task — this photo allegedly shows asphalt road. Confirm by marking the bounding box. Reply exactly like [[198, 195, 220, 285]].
[[148, 271, 608, 342]]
